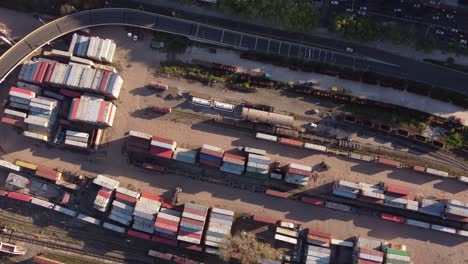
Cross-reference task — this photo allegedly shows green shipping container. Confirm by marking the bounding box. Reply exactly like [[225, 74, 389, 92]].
[[384, 259, 410, 264], [386, 248, 410, 257]]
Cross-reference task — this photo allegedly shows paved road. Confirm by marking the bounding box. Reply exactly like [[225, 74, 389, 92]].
[[1, 6, 468, 96], [109, 0, 468, 95]]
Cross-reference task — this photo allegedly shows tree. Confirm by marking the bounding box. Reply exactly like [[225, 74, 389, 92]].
[[331, 14, 380, 42], [219, 232, 283, 264], [447, 132, 463, 148]]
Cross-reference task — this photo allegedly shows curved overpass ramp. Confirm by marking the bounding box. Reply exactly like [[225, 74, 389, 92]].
[[0, 8, 365, 83]]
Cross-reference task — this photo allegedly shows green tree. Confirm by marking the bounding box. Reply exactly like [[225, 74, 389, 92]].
[[447, 132, 463, 148], [219, 232, 283, 264], [331, 14, 380, 42]]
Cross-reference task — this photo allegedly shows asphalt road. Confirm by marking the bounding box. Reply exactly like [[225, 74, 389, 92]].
[[0, 6, 468, 96], [109, 0, 468, 95]]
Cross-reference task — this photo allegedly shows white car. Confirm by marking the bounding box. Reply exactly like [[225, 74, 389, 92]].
[[345, 8, 353, 13], [358, 10, 366, 15], [346, 47, 354, 52], [133, 34, 138, 41], [360, 6, 367, 10], [460, 39, 467, 44], [127, 32, 132, 38], [435, 30, 445, 35], [394, 8, 402, 12], [308, 123, 318, 128], [331, 1, 339, 5], [432, 15, 439, 20], [446, 14, 454, 19], [313, 109, 320, 114]]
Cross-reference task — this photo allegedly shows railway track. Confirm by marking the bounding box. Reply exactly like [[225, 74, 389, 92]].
[[0, 232, 128, 263]]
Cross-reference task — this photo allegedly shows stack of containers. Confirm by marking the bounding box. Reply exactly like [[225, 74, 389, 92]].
[[384, 184, 415, 210], [109, 199, 134, 226], [358, 183, 385, 205], [284, 163, 311, 186], [153, 208, 182, 243], [94, 188, 113, 213], [126, 130, 152, 154], [204, 208, 234, 249], [115, 187, 139, 206], [305, 245, 331, 264], [441, 199, 468, 222], [68, 94, 117, 127], [246, 153, 270, 179], [44, 60, 122, 99], [172, 147, 197, 164], [2, 108, 27, 127], [133, 193, 162, 234], [333, 180, 360, 199], [8, 87, 35, 111], [69, 33, 116, 63], [354, 237, 384, 264], [150, 136, 177, 159], [220, 153, 246, 175], [419, 199, 445, 216], [35, 166, 62, 183], [64, 130, 89, 149], [5, 173, 30, 190], [93, 175, 120, 190], [24, 96, 59, 142], [199, 144, 224, 168], [384, 248, 412, 264], [18, 61, 54, 84], [178, 203, 209, 245]]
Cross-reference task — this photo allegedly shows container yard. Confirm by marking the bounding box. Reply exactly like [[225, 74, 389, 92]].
[[0, 24, 467, 264]]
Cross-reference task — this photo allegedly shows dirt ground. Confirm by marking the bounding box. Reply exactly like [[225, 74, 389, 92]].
[[0, 26, 467, 264]]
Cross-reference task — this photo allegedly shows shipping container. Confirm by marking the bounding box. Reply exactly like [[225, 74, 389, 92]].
[[325, 202, 351, 212], [93, 174, 119, 189], [457, 176, 468, 184], [380, 213, 405, 223], [274, 234, 297, 244], [385, 185, 410, 196], [425, 167, 449, 177], [377, 158, 400, 168], [213, 101, 235, 112], [404, 219, 430, 229], [278, 137, 303, 147], [53, 205, 77, 217], [77, 213, 101, 225], [7, 192, 32, 202], [103, 222, 126, 233], [300, 197, 325, 206], [265, 189, 290, 199], [0, 160, 21, 172], [256, 132, 278, 142], [127, 229, 151, 240]]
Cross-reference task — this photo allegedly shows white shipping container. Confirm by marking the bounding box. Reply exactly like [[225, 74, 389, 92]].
[[274, 234, 297, 244], [330, 239, 354, 247], [256, 132, 278, 141], [31, 197, 54, 209], [116, 187, 140, 199], [0, 160, 21, 172], [304, 143, 327, 152], [192, 97, 211, 107], [213, 101, 235, 112], [457, 229, 468, 237], [93, 174, 119, 189], [53, 205, 77, 217], [457, 176, 468, 184], [23, 131, 48, 141], [4, 108, 27, 119], [211, 207, 234, 217], [289, 162, 312, 172], [425, 167, 449, 177]]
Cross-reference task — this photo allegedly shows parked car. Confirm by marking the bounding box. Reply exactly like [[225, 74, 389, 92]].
[[346, 47, 354, 53]]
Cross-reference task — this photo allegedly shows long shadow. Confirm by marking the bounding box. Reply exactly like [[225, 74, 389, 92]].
[[386, 170, 436, 185], [433, 180, 468, 194], [349, 162, 388, 176]]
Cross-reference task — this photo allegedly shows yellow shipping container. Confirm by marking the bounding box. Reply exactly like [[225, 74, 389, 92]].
[[15, 160, 38, 171]]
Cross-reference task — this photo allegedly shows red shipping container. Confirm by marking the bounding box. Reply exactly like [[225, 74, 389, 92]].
[[265, 189, 290, 199], [115, 192, 137, 204], [36, 166, 59, 176], [180, 242, 202, 251], [141, 192, 162, 201], [199, 159, 221, 168], [152, 235, 178, 246], [142, 163, 166, 173], [8, 192, 32, 202], [153, 105, 171, 113], [356, 258, 381, 264], [32, 256, 64, 264], [151, 136, 175, 145], [286, 167, 311, 177], [378, 158, 400, 168], [60, 89, 81, 98], [43, 62, 55, 83], [223, 152, 245, 161], [308, 229, 332, 239], [150, 146, 173, 159], [300, 196, 325, 206], [385, 185, 410, 196], [97, 101, 107, 123], [35, 170, 58, 181], [10, 87, 35, 96], [278, 138, 303, 147], [172, 256, 186, 264], [162, 203, 173, 209], [155, 221, 178, 232], [1, 117, 24, 127], [252, 215, 277, 224], [99, 71, 110, 92], [184, 207, 207, 217], [413, 165, 426, 172], [35, 62, 48, 83], [178, 230, 201, 240], [127, 230, 151, 240], [181, 217, 204, 226], [0, 189, 9, 196], [97, 189, 112, 199], [155, 217, 179, 227], [390, 243, 405, 250], [380, 213, 405, 223]]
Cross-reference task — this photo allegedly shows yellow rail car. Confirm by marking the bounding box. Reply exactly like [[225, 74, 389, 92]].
[[14, 160, 38, 171]]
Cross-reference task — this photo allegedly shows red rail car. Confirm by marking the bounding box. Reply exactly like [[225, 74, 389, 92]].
[[380, 213, 405, 223], [265, 189, 290, 199]]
